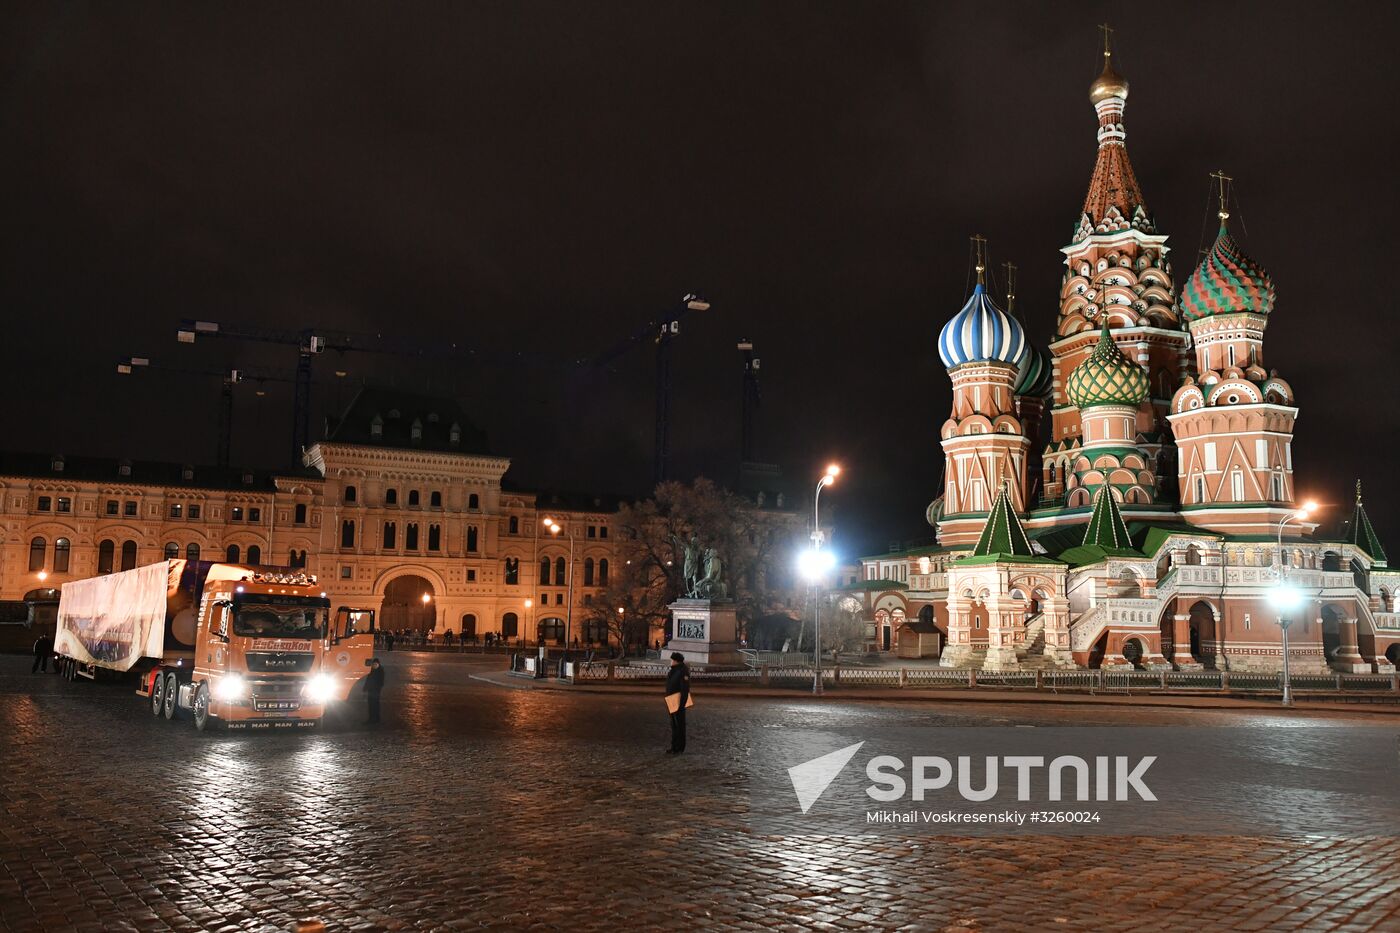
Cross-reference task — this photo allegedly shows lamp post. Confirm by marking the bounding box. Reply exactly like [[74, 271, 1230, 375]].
[[801, 464, 840, 696], [547, 519, 576, 648], [1271, 501, 1317, 708]]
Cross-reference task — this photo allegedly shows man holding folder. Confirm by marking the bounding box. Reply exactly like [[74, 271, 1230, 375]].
[[664, 652, 692, 754]]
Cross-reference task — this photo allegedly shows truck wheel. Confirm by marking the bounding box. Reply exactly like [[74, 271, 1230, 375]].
[[193, 683, 215, 732], [162, 672, 179, 720], [151, 671, 165, 715]]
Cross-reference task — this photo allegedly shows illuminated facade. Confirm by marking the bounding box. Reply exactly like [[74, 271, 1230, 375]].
[[843, 39, 1400, 673]]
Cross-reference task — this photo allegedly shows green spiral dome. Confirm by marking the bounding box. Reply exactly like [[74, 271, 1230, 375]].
[[1066, 321, 1149, 409]]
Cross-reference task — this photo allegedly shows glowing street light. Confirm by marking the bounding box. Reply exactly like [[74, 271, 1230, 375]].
[[1272, 500, 1320, 708], [808, 463, 841, 695], [547, 519, 576, 647], [797, 547, 837, 581], [36, 571, 48, 582]]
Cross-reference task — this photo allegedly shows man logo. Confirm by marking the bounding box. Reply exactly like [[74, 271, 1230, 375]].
[[788, 742, 864, 814]]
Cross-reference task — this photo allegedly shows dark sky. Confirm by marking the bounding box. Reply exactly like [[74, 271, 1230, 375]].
[[3, 2, 1397, 559]]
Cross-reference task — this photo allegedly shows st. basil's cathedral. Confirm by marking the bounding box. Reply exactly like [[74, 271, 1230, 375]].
[[847, 35, 1400, 674]]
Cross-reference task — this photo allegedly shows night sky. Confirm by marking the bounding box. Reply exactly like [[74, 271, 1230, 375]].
[[3, 2, 1397, 558]]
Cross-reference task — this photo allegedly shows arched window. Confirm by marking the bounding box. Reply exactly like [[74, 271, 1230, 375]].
[[385, 488, 398, 505], [408, 490, 420, 507], [120, 541, 138, 571], [295, 503, 308, 524], [341, 520, 355, 548], [598, 558, 609, 587], [555, 556, 567, 586], [186, 543, 201, 562], [28, 537, 45, 572], [466, 526, 479, 552], [539, 557, 551, 585], [289, 549, 307, 569], [430, 491, 442, 508], [247, 545, 261, 565], [97, 539, 115, 574], [468, 493, 480, 510], [508, 516, 519, 535], [501, 612, 519, 638], [584, 557, 595, 586], [538, 618, 565, 644], [226, 544, 241, 563], [428, 524, 441, 551], [344, 485, 357, 503], [164, 541, 179, 560], [1227, 345, 1236, 367], [460, 613, 477, 638], [383, 522, 397, 549], [406, 523, 419, 550], [1230, 470, 1244, 502], [53, 538, 70, 572], [504, 557, 519, 584]]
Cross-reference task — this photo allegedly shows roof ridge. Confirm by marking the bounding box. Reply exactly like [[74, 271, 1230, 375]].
[[1083, 486, 1132, 550], [970, 483, 1034, 559]]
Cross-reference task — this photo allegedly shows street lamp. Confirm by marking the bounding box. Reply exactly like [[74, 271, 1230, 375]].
[[1271, 501, 1318, 708], [524, 598, 533, 651], [547, 519, 576, 649], [804, 463, 840, 695], [36, 571, 48, 583]]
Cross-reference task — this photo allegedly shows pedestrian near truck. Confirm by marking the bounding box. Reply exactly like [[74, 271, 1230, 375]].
[[663, 652, 692, 754], [31, 633, 53, 674], [363, 658, 385, 724]]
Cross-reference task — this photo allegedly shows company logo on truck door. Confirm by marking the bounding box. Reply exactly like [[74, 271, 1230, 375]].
[[251, 639, 313, 651]]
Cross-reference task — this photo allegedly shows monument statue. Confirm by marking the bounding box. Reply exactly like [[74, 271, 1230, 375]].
[[698, 547, 727, 600], [669, 533, 727, 599], [670, 533, 703, 597]]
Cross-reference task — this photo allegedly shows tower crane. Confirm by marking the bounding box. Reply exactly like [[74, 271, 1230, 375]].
[[578, 294, 711, 485], [737, 339, 761, 464], [116, 356, 297, 468]]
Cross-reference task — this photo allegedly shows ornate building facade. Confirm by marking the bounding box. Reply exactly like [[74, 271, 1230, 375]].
[[844, 39, 1400, 673]]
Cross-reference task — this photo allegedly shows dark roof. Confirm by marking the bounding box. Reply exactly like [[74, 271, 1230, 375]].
[[528, 490, 631, 514], [0, 451, 301, 492], [900, 619, 940, 634], [323, 387, 490, 455], [1344, 488, 1388, 566]]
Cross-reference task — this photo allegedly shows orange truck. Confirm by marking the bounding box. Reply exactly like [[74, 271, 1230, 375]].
[[54, 560, 375, 730]]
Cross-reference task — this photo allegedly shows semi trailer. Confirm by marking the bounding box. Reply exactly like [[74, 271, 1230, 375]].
[[54, 560, 375, 730]]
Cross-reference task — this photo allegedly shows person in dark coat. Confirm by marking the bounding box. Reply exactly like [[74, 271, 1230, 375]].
[[363, 658, 385, 724], [31, 633, 53, 674], [664, 652, 690, 754]]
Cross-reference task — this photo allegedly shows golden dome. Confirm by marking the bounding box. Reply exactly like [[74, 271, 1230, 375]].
[[1089, 54, 1129, 104]]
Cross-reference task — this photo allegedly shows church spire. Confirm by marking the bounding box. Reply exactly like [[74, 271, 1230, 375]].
[[1346, 481, 1388, 565], [1080, 27, 1148, 234], [1082, 486, 1132, 550], [970, 483, 1035, 559]]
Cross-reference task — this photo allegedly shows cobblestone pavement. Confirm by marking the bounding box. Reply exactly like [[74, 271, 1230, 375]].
[[3, 652, 1399, 932]]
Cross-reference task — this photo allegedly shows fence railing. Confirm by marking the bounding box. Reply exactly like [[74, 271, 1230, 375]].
[[553, 661, 1400, 695]]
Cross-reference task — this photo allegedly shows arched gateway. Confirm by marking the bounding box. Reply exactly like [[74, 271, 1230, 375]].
[[381, 574, 437, 632]]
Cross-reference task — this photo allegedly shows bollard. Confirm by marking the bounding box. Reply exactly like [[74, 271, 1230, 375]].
[[760, 662, 770, 687], [1036, 670, 1044, 690], [899, 668, 907, 688], [833, 664, 841, 686], [1159, 670, 1167, 689], [1336, 673, 1343, 691], [968, 669, 976, 688], [606, 661, 615, 682], [1220, 671, 1230, 689]]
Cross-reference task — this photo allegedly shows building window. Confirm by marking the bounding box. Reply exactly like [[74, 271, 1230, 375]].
[[553, 556, 566, 586], [247, 545, 261, 565], [97, 540, 115, 574], [185, 543, 201, 562], [164, 541, 179, 560], [502, 612, 519, 638], [504, 558, 519, 585], [600, 527, 608, 539], [230, 507, 243, 522], [344, 485, 357, 504], [120, 541, 138, 571], [37, 496, 51, 511], [386, 488, 398, 505], [226, 544, 241, 563], [28, 537, 46, 572], [290, 549, 307, 568], [410, 419, 423, 442], [50, 538, 70, 572], [295, 503, 308, 524], [249, 508, 261, 523], [508, 516, 518, 535], [1195, 476, 1206, 503], [587, 526, 596, 539], [189, 505, 201, 519], [124, 500, 137, 516], [584, 558, 595, 586], [599, 559, 609, 587], [340, 565, 352, 579], [428, 524, 441, 551], [409, 490, 420, 507], [106, 500, 119, 516], [56, 497, 72, 513], [341, 520, 356, 548], [466, 569, 477, 582], [383, 522, 397, 549], [468, 493, 480, 510], [1231, 470, 1244, 502], [170, 503, 183, 519], [539, 557, 551, 586], [406, 523, 419, 550], [537, 618, 564, 644], [583, 594, 593, 607], [371, 416, 383, 438], [431, 491, 442, 508], [467, 526, 479, 552]]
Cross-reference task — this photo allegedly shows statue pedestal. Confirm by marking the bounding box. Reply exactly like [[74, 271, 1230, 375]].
[[665, 599, 744, 667]]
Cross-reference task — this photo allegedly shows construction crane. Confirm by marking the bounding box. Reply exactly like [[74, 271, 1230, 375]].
[[579, 294, 711, 485], [116, 356, 296, 468], [737, 339, 761, 463]]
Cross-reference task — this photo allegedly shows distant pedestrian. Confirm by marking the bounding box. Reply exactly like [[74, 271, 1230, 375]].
[[363, 658, 385, 724], [31, 633, 53, 674], [385, 632, 396, 652], [664, 652, 691, 755]]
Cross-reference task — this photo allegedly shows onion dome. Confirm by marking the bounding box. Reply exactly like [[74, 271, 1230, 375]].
[[1089, 53, 1129, 104], [1180, 222, 1276, 322], [938, 283, 1028, 370], [1014, 344, 1053, 397], [1066, 321, 1149, 408]]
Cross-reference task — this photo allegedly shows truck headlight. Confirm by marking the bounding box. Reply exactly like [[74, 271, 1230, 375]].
[[303, 673, 336, 705], [213, 675, 247, 702]]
